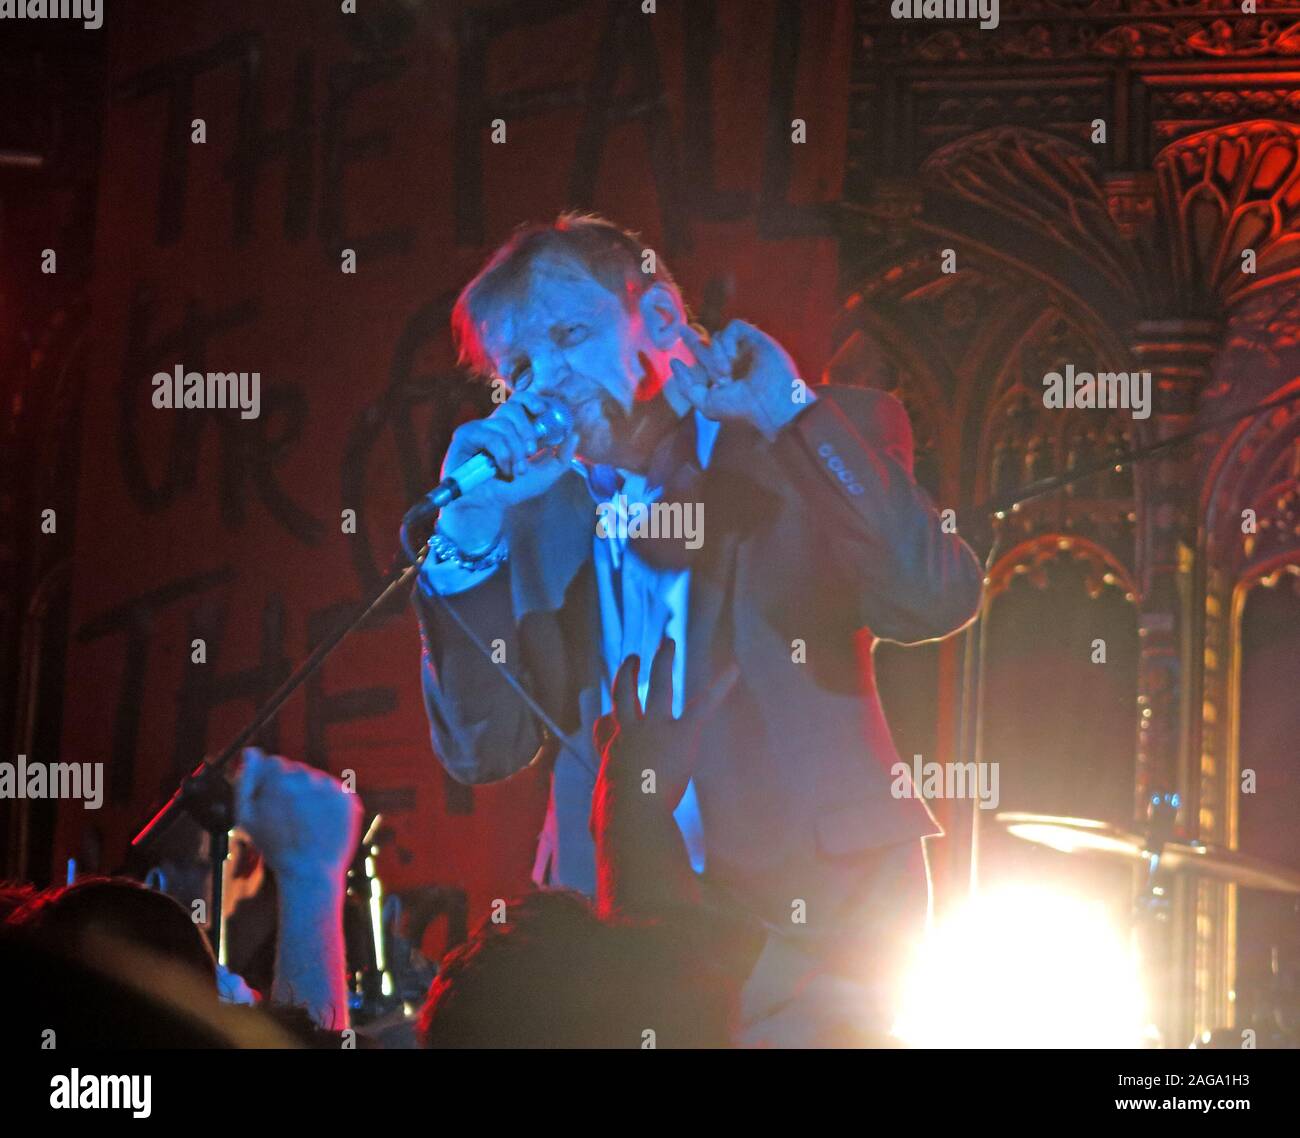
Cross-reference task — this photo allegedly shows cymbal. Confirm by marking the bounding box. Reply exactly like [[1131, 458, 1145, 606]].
[[995, 813, 1300, 895]]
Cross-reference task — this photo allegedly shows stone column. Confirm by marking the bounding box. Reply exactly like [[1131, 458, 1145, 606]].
[[1128, 318, 1220, 1047]]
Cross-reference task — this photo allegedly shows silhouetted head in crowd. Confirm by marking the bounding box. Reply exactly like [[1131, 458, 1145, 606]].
[[419, 889, 735, 1048], [3, 877, 318, 1048], [12, 876, 217, 986]]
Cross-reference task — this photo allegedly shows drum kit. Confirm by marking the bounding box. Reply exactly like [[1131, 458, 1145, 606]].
[[997, 795, 1300, 1048]]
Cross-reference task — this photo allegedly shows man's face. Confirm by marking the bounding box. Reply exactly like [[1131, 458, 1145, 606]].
[[483, 256, 675, 466]]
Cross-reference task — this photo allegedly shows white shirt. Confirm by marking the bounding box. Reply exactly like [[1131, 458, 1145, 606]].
[[585, 411, 721, 872]]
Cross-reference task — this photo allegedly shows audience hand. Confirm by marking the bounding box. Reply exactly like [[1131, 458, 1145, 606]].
[[591, 641, 738, 920], [234, 748, 361, 883], [234, 748, 360, 1031], [593, 639, 739, 814]]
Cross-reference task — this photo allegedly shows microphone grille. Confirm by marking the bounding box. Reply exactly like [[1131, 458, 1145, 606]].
[[533, 401, 574, 449]]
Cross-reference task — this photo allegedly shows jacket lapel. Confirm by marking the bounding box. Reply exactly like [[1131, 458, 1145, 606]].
[[506, 469, 593, 619]]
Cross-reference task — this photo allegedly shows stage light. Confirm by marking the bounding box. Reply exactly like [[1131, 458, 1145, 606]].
[[892, 884, 1147, 1048]]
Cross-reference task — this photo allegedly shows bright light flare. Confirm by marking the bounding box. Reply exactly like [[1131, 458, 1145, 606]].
[[893, 884, 1147, 1048]]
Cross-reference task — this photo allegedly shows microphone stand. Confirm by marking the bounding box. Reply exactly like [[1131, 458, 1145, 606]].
[[129, 544, 430, 961], [962, 387, 1300, 537]]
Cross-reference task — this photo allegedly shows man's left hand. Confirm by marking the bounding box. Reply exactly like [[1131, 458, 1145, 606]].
[[672, 320, 815, 440]]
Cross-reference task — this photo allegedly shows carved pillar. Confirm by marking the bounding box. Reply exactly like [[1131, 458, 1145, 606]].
[[1130, 321, 1219, 809], [1128, 318, 1219, 1046]]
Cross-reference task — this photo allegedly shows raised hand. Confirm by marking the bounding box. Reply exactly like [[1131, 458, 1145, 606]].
[[593, 639, 740, 815], [591, 640, 740, 918], [234, 747, 361, 882], [671, 320, 815, 441], [233, 748, 361, 1030]]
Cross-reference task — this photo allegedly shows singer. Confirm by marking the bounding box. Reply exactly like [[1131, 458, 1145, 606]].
[[409, 213, 983, 1042]]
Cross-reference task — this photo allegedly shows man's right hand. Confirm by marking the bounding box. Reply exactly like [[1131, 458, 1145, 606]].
[[436, 390, 578, 554]]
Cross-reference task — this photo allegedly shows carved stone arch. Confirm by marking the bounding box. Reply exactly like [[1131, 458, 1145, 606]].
[[976, 306, 1134, 491], [831, 236, 1134, 518], [919, 125, 1147, 325], [1154, 120, 1300, 315], [1201, 376, 1300, 564], [984, 533, 1140, 605], [828, 241, 1049, 504]]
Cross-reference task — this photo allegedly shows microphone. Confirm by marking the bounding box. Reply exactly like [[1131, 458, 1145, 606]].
[[425, 400, 574, 510]]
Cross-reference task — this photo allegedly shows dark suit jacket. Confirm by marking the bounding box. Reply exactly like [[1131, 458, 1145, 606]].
[[412, 386, 983, 932]]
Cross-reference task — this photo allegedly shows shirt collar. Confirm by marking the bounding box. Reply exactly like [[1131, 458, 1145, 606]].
[[577, 409, 711, 505]]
